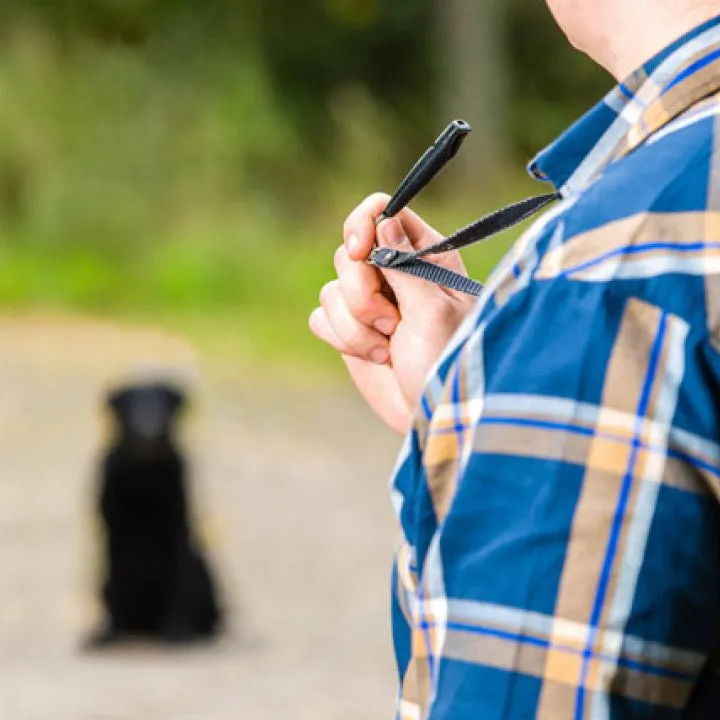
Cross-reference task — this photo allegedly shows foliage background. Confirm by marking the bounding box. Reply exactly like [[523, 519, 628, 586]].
[[0, 0, 611, 369]]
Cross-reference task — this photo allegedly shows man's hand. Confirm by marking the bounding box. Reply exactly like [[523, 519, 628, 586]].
[[309, 193, 477, 434]]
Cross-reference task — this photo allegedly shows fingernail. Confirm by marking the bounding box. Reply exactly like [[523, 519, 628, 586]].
[[374, 318, 396, 335], [371, 348, 389, 365], [347, 234, 359, 254], [381, 220, 408, 247]]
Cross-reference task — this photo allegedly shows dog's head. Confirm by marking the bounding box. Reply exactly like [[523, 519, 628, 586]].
[[107, 382, 186, 445]]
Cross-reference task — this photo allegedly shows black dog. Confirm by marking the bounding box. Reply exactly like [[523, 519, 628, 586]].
[[86, 381, 222, 647]]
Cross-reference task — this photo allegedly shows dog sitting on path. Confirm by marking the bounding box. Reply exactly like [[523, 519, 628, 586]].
[[85, 381, 222, 648]]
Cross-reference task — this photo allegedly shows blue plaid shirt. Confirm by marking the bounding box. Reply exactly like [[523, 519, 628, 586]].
[[391, 16, 720, 719]]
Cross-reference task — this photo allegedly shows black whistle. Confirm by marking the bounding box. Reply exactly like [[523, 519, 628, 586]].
[[376, 119, 472, 224]]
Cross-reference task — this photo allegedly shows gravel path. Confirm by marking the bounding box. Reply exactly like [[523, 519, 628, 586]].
[[0, 316, 401, 719]]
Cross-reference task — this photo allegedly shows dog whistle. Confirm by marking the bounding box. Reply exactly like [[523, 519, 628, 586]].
[[376, 119, 472, 225]]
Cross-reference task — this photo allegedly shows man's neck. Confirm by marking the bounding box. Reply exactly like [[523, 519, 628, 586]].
[[588, 3, 720, 79]]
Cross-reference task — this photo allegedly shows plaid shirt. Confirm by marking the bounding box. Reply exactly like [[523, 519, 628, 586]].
[[391, 16, 720, 720]]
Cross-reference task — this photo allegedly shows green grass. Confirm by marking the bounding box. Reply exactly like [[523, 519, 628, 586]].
[[0, 180, 543, 378]]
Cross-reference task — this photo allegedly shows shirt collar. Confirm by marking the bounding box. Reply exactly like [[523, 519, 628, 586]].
[[529, 14, 720, 197]]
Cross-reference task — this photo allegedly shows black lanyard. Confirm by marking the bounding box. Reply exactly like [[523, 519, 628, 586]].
[[366, 120, 559, 296], [369, 191, 558, 296]]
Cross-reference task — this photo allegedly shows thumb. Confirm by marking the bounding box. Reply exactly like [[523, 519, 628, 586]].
[[376, 217, 447, 308]]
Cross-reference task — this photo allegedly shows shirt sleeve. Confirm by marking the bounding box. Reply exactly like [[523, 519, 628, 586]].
[[405, 280, 720, 719]]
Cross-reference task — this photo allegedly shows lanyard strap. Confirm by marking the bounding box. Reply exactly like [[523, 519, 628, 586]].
[[369, 192, 559, 296]]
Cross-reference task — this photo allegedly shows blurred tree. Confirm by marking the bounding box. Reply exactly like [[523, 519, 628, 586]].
[[436, 0, 508, 186], [0, 0, 613, 220], [0, 0, 611, 160], [251, 0, 437, 163], [506, 0, 611, 159]]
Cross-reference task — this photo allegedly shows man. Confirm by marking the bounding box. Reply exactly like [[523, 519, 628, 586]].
[[310, 2, 720, 717]]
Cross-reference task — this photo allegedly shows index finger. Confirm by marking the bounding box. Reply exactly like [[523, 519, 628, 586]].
[[342, 193, 391, 262], [342, 193, 443, 262]]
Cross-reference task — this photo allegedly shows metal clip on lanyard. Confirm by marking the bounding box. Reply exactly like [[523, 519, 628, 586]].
[[368, 120, 560, 296]]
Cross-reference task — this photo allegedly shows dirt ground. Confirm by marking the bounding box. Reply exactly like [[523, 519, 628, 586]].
[[0, 315, 401, 719]]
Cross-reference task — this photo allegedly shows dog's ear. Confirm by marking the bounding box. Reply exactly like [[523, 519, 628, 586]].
[[107, 388, 131, 416], [163, 386, 186, 415]]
